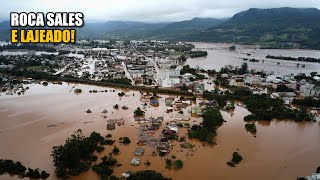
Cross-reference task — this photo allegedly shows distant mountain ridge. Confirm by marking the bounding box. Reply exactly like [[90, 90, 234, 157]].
[[221, 7, 320, 26], [143, 7, 320, 49], [162, 17, 227, 30], [199, 7, 320, 48]]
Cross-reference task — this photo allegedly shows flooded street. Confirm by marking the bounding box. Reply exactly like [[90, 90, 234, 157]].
[[0, 83, 320, 180], [187, 43, 320, 75]]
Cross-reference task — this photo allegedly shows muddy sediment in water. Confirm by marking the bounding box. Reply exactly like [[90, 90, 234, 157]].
[[0, 83, 319, 180]]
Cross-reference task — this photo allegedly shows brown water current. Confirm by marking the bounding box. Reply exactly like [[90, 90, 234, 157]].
[[0, 83, 319, 180], [187, 42, 320, 75]]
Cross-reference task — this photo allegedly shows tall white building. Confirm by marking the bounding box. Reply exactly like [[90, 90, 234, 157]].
[[157, 69, 180, 87]]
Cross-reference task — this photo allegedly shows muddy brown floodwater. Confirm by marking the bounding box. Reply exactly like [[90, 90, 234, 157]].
[[0, 82, 319, 180], [187, 42, 320, 76]]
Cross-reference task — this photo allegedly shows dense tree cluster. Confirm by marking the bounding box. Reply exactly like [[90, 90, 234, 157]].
[[165, 159, 173, 169], [266, 55, 320, 63], [119, 137, 131, 145], [100, 139, 115, 146], [112, 146, 120, 155], [173, 160, 184, 170], [245, 123, 257, 134], [188, 108, 224, 144], [189, 50, 208, 58], [227, 152, 243, 167], [0, 159, 50, 179], [204, 87, 314, 122], [92, 156, 117, 179], [276, 85, 294, 92], [243, 95, 314, 122], [102, 78, 132, 86], [134, 107, 145, 117], [51, 130, 105, 178], [293, 97, 320, 108], [169, 44, 195, 52], [128, 170, 171, 180], [164, 159, 184, 170], [180, 65, 197, 75]]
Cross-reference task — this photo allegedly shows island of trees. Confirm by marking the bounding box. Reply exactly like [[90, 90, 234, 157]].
[[245, 123, 257, 134], [0, 159, 50, 179], [189, 50, 208, 58], [266, 55, 320, 63], [51, 129, 107, 178], [227, 152, 243, 167]]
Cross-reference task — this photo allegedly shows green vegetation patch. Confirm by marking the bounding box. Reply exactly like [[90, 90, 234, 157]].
[[245, 123, 257, 134], [51, 129, 105, 178]]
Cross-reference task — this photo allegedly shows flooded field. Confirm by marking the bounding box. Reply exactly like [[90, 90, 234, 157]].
[[0, 83, 320, 180], [187, 43, 320, 75]]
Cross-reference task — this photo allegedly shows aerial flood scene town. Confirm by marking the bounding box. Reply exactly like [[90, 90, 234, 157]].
[[0, 1, 320, 180]]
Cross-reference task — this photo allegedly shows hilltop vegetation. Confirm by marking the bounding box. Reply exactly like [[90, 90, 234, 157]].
[[187, 7, 320, 49]]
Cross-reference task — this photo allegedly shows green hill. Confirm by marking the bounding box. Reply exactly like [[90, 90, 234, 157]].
[[194, 7, 320, 49]]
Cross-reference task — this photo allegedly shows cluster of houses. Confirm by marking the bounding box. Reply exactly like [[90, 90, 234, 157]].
[[228, 73, 320, 104], [1, 40, 208, 90]]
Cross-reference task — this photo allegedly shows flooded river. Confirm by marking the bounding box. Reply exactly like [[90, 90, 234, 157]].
[[187, 43, 320, 76], [0, 83, 320, 180]]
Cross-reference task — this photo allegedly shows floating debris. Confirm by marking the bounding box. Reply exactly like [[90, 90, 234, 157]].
[[107, 119, 124, 124], [74, 89, 82, 93], [84, 121, 94, 124], [47, 124, 57, 128], [42, 81, 48, 86]]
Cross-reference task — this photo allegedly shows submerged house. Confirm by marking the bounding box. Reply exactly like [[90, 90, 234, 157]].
[[134, 148, 144, 156], [199, 100, 218, 108], [306, 173, 320, 180], [106, 123, 116, 130], [134, 118, 148, 124], [121, 171, 134, 178], [165, 97, 175, 106], [167, 123, 178, 133], [162, 129, 176, 138], [150, 99, 159, 106], [137, 139, 147, 146], [157, 146, 170, 153], [191, 105, 203, 116], [130, 158, 140, 166], [174, 113, 190, 121]]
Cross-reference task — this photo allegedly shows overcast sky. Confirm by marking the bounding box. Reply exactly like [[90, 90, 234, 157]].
[[1, 0, 320, 22]]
